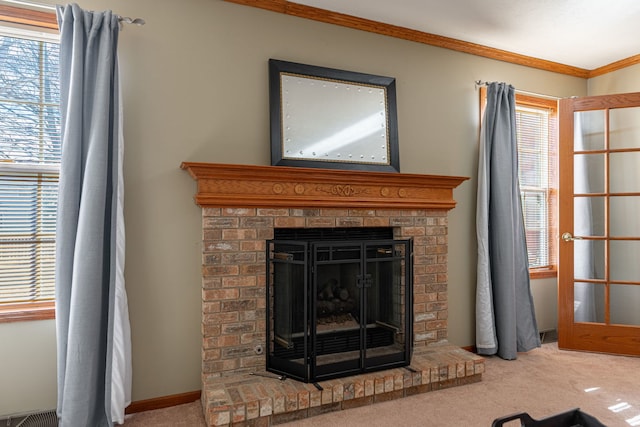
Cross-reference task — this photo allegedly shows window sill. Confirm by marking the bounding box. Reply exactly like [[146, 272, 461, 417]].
[[530, 267, 557, 280], [0, 302, 55, 323]]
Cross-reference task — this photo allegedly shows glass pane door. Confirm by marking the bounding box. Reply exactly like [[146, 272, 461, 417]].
[[559, 94, 640, 356]]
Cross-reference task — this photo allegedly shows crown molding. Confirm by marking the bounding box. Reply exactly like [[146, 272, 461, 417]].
[[5, 2, 638, 79], [223, 0, 640, 79], [588, 54, 640, 78]]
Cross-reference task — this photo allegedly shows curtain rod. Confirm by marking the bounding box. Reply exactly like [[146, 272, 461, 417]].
[[474, 80, 559, 100], [2, 0, 145, 25]]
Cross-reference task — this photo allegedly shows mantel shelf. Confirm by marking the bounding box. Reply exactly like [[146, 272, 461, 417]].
[[181, 162, 468, 210]]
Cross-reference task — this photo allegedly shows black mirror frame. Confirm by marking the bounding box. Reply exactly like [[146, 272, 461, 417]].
[[269, 59, 400, 172]]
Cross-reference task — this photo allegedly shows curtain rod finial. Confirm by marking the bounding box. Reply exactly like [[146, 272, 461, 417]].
[[118, 16, 145, 26]]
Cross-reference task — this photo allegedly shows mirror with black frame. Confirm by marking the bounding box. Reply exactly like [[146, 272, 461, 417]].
[[269, 59, 400, 172]]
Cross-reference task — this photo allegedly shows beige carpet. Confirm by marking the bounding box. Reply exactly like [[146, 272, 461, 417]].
[[123, 342, 640, 426]]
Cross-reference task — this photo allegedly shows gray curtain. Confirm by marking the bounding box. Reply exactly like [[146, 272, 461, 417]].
[[475, 82, 541, 360], [55, 4, 131, 426]]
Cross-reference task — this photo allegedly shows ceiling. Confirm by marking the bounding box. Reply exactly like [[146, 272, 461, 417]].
[[290, 0, 640, 70]]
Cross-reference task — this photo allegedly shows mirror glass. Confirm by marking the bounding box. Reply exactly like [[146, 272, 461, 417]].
[[270, 59, 399, 172]]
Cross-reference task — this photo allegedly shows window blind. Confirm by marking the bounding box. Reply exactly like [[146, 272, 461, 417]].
[[0, 32, 60, 304], [516, 105, 554, 269]]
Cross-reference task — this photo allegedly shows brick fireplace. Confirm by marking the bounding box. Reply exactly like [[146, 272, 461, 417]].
[[182, 162, 484, 426]]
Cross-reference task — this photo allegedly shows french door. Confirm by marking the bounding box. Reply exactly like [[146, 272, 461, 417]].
[[558, 92, 640, 356]]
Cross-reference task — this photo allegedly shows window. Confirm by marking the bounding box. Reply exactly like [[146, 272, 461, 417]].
[[515, 94, 558, 277], [481, 88, 558, 278], [0, 17, 60, 322]]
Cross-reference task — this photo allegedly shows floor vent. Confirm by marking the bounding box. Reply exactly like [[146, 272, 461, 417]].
[[0, 410, 58, 427]]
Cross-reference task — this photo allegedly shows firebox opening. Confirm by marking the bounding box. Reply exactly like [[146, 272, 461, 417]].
[[266, 227, 413, 383]]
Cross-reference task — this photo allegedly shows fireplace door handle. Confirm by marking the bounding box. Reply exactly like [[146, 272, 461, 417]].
[[357, 274, 372, 288]]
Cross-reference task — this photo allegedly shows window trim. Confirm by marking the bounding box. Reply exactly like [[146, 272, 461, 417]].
[[0, 5, 58, 323], [0, 5, 57, 30], [0, 301, 55, 323], [480, 87, 558, 279]]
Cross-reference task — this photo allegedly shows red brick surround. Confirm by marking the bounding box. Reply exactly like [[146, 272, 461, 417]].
[[201, 206, 450, 382]]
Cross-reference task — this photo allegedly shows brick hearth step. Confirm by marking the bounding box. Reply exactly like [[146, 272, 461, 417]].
[[201, 343, 484, 426]]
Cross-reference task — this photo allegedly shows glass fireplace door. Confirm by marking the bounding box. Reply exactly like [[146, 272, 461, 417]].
[[311, 239, 413, 380], [312, 242, 364, 380], [267, 231, 413, 383], [266, 241, 309, 381], [363, 240, 412, 370]]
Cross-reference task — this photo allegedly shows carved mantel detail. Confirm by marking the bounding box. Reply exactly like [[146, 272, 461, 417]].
[[181, 162, 468, 210], [316, 184, 367, 197]]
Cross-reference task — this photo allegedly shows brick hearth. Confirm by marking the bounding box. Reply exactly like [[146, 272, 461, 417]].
[[202, 343, 483, 426], [182, 163, 482, 426]]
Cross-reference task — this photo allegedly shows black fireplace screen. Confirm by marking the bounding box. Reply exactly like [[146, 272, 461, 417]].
[[266, 228, 413, 382]]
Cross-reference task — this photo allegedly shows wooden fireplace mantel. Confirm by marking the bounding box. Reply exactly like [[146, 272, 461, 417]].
[[181, 162, 468, 210]]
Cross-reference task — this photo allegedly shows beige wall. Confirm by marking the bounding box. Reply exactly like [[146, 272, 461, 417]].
[[0, 0, 590, 416], [589, 63, 640, 95]]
